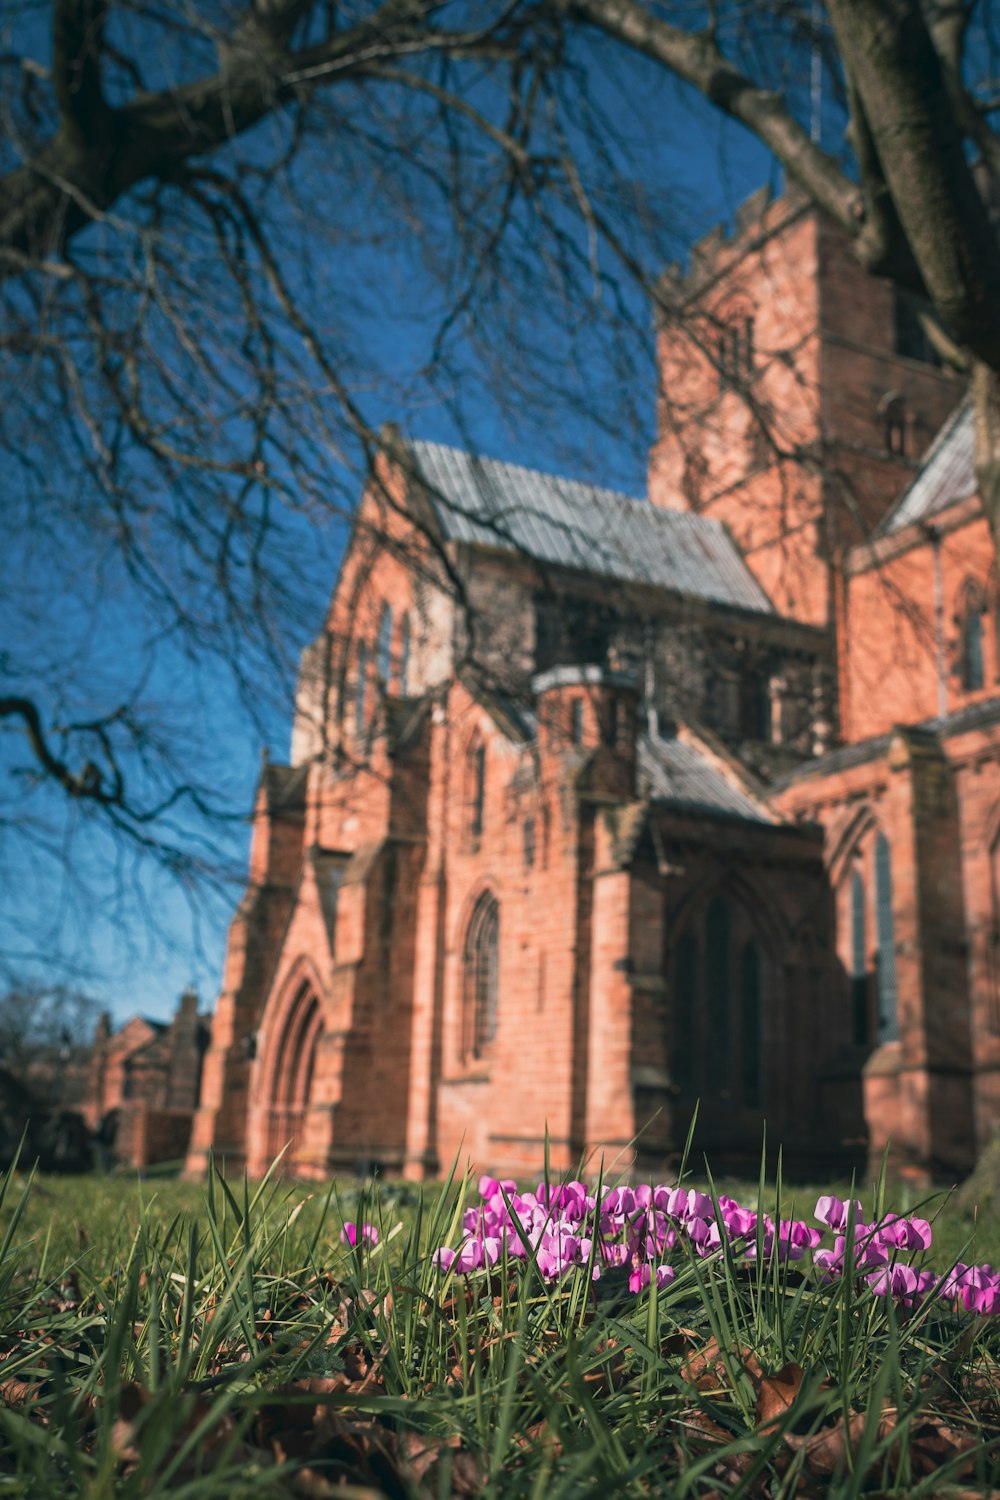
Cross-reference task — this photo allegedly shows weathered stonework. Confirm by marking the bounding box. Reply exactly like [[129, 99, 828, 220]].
[[162, 182, 995, 1186]]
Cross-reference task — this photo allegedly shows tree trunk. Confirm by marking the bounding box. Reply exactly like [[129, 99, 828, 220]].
[[973, 361, 1000, 563]]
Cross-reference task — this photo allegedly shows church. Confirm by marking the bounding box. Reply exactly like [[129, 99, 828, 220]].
[[178, 179, 998, 1186]]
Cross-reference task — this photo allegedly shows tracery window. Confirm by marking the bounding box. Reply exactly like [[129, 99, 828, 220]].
[[463, 893, 500, 1059]]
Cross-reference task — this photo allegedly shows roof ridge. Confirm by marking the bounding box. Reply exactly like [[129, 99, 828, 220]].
[[409, 436, 645, 508]]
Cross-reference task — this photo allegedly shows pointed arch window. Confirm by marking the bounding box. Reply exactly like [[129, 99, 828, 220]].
[[670, 896, 765, 1110], [673, 928, 697, 1098], [467, 736, 486, 849], [464, 893, 500, 1058], [850, 870, 869, 1045], [962, 609, 985, 691], [705, 898, 732, 1088], [376, 604, 393, 685], [354, 641, 369, 734], [399, 614, 411, 695], [875, 834, 898, 1042], [740, 941, 762, 1108]]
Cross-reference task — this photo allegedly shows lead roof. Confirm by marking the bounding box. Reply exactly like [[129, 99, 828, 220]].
[[409, 440, 774, 615]]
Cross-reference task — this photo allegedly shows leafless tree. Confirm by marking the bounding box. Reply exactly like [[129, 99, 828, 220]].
[[558, 0, 1000, 536], [0, 0, 682, 975]]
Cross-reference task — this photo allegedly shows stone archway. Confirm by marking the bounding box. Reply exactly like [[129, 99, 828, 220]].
[[259, 980, 323, 1171]]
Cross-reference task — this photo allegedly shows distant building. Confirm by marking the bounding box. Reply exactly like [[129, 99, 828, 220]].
[[84, 989, 210, 1167], [183, 181, 991, 1185]]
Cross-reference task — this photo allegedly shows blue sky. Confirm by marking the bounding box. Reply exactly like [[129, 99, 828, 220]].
[[1, 20, 824, 1025]]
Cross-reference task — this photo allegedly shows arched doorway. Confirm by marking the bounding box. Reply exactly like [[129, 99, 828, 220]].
[[262, 981, 323, 1169]]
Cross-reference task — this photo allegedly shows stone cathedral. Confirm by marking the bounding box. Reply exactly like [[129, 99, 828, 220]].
[[90, 180, 998, 1185]]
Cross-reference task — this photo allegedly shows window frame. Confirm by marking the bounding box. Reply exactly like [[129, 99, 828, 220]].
[[463, 893, 500, 1061]]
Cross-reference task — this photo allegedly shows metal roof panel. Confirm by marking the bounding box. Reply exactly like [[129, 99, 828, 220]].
[[410, 441, 774, 614]]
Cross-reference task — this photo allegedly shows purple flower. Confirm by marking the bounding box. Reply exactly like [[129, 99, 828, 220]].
[[340, 1221, 379, 1248], [867, 1263, 920, 1305], [628, 1263, 675, 1293], [815, 1195, 864, 1231], [876, 1215, 932, 1252]]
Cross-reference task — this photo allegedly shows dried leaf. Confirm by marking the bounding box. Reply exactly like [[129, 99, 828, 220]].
[[908, 1418, 978, 1478], [0, 1377, 40, 1407], [756, 1362, 804, 1433], [785, 1407, 896, 1478]]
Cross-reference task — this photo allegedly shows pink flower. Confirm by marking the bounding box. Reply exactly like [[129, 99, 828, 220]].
[[628, 1263, 675, 1293], [815, 1195, 863, 1231], [876, 1215, 932, 1252], [867, 1263, 920, 1306], [340, 1221, 379, 1248]]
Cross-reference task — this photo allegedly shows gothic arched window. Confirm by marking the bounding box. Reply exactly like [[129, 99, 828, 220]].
[[673, 928, 697, 1097], [705, 898, 732, 1088], [670, 895, 766, 1109], [464, 893, 499, 1058], [399, 614, 411, 695], [959, 585, 983, 696], [376, 604, 393, 685], [354, 641, 369, 734], [875, 834, 898, 1041], [850, 869, 869, 1045], [467, 735, 486, 848], [740, 940, 762, 1109]]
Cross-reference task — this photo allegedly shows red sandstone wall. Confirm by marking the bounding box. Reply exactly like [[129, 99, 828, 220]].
[[843, 511, 995, 743], [649, 189, 961, 628]]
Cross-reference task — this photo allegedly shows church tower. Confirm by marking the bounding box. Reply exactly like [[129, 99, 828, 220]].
[[648, 181, 960, 627]]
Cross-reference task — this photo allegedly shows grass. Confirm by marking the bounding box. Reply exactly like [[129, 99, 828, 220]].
[[1, 1157, 1000, 1497]]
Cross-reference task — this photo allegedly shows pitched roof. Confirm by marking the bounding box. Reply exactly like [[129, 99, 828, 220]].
[[409, 440, 774, 615], [878, 399, 976, 536], [637, 733, 772, 823]]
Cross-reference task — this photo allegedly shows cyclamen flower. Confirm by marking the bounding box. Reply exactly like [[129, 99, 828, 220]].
[[340, 1221, 379, 1248], [629, 1263, 675, 1293], [876, 1214, 932, 1252], [424, 1174, 1000, 1316], [815, 1195, 864, 1231], [867, 1263, 931, 1307]]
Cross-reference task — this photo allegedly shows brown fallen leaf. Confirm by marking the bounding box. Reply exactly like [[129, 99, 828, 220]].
[[0, 1377, 41, 1407], [907, 1417, 979, 1478], [756, 1361, 804, 1434], [785, 1406, 896, 1479], [680, 1337, 727, 1390]]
